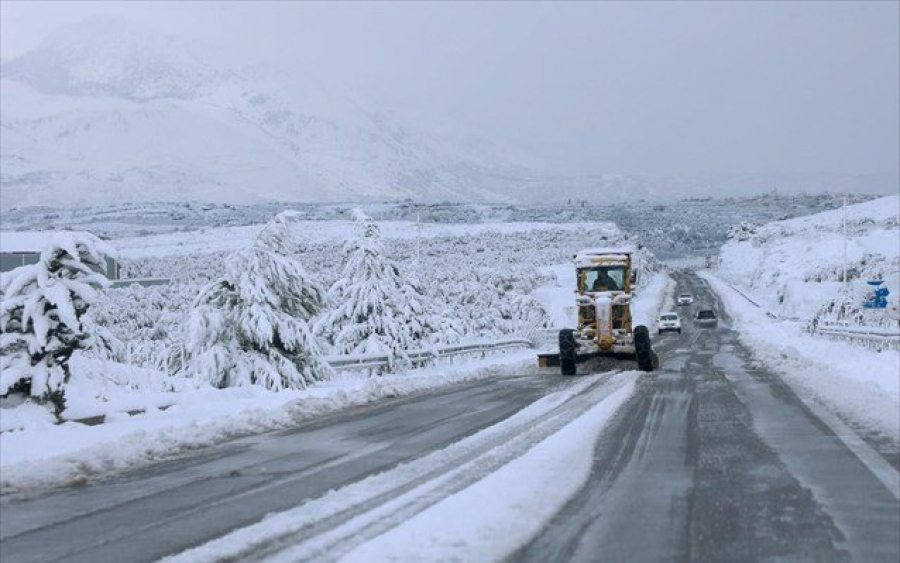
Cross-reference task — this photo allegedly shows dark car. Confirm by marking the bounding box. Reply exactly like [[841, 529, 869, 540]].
[[695, 308, 718, 328]]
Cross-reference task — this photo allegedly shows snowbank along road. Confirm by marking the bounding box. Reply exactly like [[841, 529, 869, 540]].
[[1, 272, 898, 562], [518, 271, 899, 562]]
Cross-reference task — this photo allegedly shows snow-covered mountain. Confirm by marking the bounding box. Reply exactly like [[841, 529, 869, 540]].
[[1, 17, 540, 208], [1, 17, 225, 101]]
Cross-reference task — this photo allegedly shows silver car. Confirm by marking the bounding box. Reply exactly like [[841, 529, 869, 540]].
[[695, 308, 718, 328]]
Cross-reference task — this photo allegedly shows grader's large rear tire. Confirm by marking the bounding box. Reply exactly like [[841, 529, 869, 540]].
[[559, 329, 577, 376], [634, 325, 656, 372]]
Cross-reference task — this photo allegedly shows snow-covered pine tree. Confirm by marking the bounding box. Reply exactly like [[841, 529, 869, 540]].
[[403, 268, 462, 346], [183, 212, 332, 390], [316, 209, 432, 368], [0, 232, 115, 414]]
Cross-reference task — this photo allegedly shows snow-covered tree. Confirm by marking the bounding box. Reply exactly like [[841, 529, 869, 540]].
[[182, 212, 332, 390], [316, 209, 435, 368], [403, 269, 463, 346], [0, 233, 115, 414]]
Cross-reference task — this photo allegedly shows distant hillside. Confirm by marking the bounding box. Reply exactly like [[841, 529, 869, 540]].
[[0, 17, 541, 208]]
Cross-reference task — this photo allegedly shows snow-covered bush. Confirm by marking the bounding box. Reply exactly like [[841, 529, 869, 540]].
[[89, 280, 193, 369], [726, 222, 758, 242], [181, 212, 332, 390], [316, 210, 438, 368], [0, 233, 115, 413]]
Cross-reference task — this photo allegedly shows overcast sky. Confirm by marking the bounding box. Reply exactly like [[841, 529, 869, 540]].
[[2, 1, 898, 181]]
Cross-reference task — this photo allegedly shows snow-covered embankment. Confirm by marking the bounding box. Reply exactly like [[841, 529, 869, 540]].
[[707, 195, 900, 445], [716, 195, 899, 320]]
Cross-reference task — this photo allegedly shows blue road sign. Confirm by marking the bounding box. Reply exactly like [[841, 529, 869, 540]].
[[862, 280, 889, 309]]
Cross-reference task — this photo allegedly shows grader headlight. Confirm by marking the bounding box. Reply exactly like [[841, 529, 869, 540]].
[[578, 304, 596, 322]]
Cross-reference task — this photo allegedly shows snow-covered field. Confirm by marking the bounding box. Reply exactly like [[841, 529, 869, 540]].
[[86, 222, 635, 376], [1, 193, 864, 259], [113, 220, 600, 260]]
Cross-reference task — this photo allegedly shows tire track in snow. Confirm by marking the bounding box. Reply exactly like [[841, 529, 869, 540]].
[[164, 372, 635, 563]]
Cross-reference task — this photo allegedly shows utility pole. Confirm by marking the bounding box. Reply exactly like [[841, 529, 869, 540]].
[[415, 209, 421, 270], [842, 196, 848, 289]]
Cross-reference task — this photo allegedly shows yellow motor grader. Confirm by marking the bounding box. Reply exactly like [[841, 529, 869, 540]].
[[539, 247, 659, 375]]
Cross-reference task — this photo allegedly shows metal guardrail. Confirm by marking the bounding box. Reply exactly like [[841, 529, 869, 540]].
[[110, 277, 171, 289], [727, 283, 763, 309], [814, 320, 900, 338], [326, 338, 533, 371], [721, 281, 804, 322], [717, 277, 898, 350], [812, 320, 900, 351], [811, 320, 900, 351]]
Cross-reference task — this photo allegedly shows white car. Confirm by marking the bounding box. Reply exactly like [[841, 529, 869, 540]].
[[677, 293, 694, 305], [657, 312, 682, 334]]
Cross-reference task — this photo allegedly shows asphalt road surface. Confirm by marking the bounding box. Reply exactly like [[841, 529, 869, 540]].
[[1, 271, 897, 562], [516, 271, 899, 562]]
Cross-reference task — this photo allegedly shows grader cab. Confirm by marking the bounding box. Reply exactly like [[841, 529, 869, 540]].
[[539, 247, 659, 375]]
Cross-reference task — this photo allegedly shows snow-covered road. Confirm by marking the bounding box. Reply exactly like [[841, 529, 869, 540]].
[[0, 369, 634, 563], [518, 271, 899, 562]]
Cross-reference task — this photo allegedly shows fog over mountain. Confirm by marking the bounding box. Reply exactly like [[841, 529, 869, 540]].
[[1, 17, 546, 207], [1, 4, 897, 207]]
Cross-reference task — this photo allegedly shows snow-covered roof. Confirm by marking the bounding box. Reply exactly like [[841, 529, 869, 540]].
[[574, 246, 638, 268], [576, 246, 637, 257], [1, 231, 90, 253]]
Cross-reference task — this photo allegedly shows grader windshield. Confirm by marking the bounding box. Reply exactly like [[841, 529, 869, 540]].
[[580, 266, 627, 293]]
